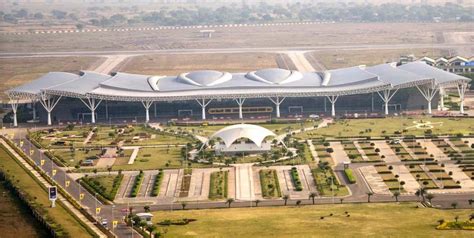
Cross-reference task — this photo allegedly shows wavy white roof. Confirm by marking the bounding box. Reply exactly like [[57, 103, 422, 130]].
[[210, 124, 276, 148], [6, 62, 470, 101]]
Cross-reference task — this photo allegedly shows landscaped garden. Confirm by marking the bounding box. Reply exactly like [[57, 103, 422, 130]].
[[259, 169, 281, 198], [80, 173, 123, 201], [208, 170, 228, 200]]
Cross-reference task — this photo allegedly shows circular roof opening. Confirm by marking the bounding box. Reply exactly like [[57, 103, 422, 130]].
[[178, 70, 232, 87], [246, 68, 303, 85]]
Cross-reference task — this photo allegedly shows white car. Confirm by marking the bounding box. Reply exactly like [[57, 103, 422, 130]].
[[309, 114, 320, 119]]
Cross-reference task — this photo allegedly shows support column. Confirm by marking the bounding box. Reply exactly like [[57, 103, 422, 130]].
[[38, 93, 62, 126], [79, 97, 102, 124], [269, 97, 285, 118], [196, 98, 213, 120], [31, 99, 38, 120], [141, 100, 153, 123], [376, 88, 399, 115], [235, 98, 246, 119], [438, 87, 445, 111], [105, 100, 109, 120], [9, 98, 19, 127], [416, 84, 439, 115], [457, 83, 468, 114], [326, 95, 339, 117]]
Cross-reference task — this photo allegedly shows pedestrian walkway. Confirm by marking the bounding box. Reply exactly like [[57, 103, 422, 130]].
[[329, 141, 351, 165], [233, 163, 255, 201], [353, 141, 369, 161], [120, 146, 140, 164], [0, 139, 107, 238], [372, 141, 400, 163], [359, 166, 391, 195], [418, 140, 474, 190], [306, 140, 319, 163]]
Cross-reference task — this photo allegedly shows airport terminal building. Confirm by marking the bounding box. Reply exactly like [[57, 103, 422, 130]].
[[5, 61, 471, 126]]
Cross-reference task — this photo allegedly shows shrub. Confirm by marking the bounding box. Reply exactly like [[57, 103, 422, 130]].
[[130, 171, 144, 197], [344, 169, 356, 184], [290, 167, 303, 191]]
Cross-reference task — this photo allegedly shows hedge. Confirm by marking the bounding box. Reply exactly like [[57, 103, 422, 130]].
[[151, 170, 164, 197], [130, 170, 144, 197], [290, 167, 303, 191], [344, 168, 356, 184]]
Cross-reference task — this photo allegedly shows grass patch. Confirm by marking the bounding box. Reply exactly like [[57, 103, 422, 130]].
[[259, 169, 281, 198], [208, 171, 228, 200], [150, 202, 473, 237]]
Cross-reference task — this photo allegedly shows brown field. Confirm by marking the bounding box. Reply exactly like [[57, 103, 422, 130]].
[[311, 48, 446, 69], [118, 53, 279, 75], [0, 57, 103, 101], [0, 23, 471, 53]]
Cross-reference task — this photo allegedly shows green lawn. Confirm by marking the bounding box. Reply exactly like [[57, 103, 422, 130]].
[[53, 148, 101, 167], [113, 146, 185, 170], [208, 171, 228, 200], [0, 146, 92, 238], [297, 117, 474, 138], [311, 167, 349, 197], [150, 203, 473, 237]]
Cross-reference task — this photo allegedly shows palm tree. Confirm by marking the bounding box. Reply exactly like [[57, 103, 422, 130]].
[[146, 224, 156, 236], [309, 192, 317, 205], [143, 206, 150, 212], [107, 166, 112, 175], [366, 192, 373, 203], [451, 202, 458, 209], [454, 215, 459, 223], [437, 219, 445, 225], [339, 198, 344, 204], [469, 213, 473, 221], [254, 199, 260, 207], [226, 198, 234, 208], [393, 191, 400, 202], [468, 199, 473, 208], [282, 194, 290, 206], [181, 202, 187, 210], [415, 188, 426, 202], [425, 193, 434, 204], [296, 200, 301, 207]]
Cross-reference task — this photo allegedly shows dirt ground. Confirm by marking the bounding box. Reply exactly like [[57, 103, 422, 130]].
[[0, 22, 471, 53], [0, 57, 103, 101], [117, 53, 280, 75]]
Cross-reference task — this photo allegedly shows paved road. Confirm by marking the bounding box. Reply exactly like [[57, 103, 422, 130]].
[[0, 43, 471, 58]]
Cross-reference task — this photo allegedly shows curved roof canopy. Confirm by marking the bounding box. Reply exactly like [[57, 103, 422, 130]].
[[5, 62, 470, 101], [209, 124, 276, 148]]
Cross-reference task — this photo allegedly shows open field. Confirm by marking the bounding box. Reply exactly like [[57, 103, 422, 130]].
[[118, 53, 280, 75], [298, 117, 474, 139], [151, 202, 472, 237], [0, 182, 49, 238], [0, 146, 91, 238], [0, 57, 103, 101], [0, 23, 471, 53]]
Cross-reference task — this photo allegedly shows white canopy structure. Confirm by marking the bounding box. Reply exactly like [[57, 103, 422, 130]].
[[5, 62, 471, 126], [209, 124, 277, 148]]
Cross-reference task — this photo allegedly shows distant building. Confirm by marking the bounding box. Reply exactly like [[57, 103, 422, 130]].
[[400, 55, 474, 74]]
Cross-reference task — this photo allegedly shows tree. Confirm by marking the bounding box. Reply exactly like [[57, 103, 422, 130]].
[[393, 191, 400, 202], [76, 23, 84, 30], [415, 188, 426, 202], [146, 224, 156, 236], [309, 192, 317, 205], [454, 215, 459, 223], [425, 193, 434, 204], [296, 200, 301, 206], [283, 194, 290, 206], [437, 219, 445, 225], [107, 166, 112, 175], [181, 202, 187, 210], [226, 198, 234, 208], [254, 199, 260, 207], [468, 199, 473, 208], [366, 192, 373, 203], [451, 202, 458, 209], [144, 206, 150, 212], [93, 168, 98, 175]]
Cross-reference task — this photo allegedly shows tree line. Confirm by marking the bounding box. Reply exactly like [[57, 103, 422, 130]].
[[1, 2, 472, 27]]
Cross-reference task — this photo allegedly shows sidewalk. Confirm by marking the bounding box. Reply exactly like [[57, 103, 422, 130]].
[[0, 139, 107, 238]]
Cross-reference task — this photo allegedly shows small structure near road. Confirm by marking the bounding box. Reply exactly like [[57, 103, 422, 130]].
[[200, 29, 215, 38]]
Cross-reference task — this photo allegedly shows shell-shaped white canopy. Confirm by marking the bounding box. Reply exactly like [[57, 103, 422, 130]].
[[209, 124, 277, 148]]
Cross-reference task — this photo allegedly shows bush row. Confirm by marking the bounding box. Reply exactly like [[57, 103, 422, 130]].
[[130, 170, 144, 197], [344, 168, 356, 184], [151, 170, 164, 197], [290, 167, 303, 191]]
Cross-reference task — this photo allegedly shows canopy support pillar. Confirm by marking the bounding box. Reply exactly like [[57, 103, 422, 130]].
[[141, 100, 154, 123], [457, 83, 468, 114], [438, 87, 445, 111], [269, 97, 285, 118], [31, 99, 38, 120], [196, 98, 213, 120], [416, 85, 439, 115], [39, 93, 62, 126], [9, 98, 19, 127], [79, 97, 102, 124], [377, 88, 398, 115], [235, 98, 246, 119], [327, 95, 338, 117]]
